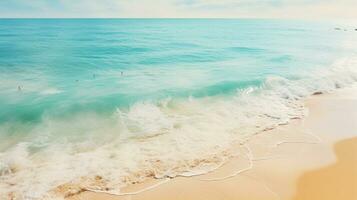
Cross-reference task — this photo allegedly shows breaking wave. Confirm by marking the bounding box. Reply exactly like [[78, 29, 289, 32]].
[[1, 56, 357, 199]]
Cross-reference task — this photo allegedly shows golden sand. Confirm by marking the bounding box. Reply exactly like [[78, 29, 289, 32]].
[[293, 137, 357, 200]]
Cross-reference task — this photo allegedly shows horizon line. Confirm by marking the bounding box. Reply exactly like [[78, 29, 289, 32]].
[[0, 17, 331, 21]]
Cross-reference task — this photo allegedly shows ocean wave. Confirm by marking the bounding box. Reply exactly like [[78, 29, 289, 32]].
[[1, 55, 357, 199]]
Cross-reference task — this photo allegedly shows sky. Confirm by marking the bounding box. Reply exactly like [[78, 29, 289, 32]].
[[0, 0, 357, 19]]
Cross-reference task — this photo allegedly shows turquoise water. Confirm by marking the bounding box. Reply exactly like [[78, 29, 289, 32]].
[[0, 19, 352, 123], [1, 19, 357, 199]]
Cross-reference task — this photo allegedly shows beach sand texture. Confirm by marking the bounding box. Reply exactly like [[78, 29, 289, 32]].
[[293, 137, 357, 200]]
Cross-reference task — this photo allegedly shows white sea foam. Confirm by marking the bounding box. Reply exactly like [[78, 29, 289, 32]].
[[1, 56, 357, 199]]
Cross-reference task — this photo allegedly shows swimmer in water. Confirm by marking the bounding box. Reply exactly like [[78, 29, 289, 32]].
[[121, 71, 123, 76], [17, 85, 22, 91]]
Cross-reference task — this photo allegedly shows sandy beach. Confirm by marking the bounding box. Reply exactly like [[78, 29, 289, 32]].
[[2, 3, 357, 200], [58, 87, 357, 200], [1, 14, 357, 200]]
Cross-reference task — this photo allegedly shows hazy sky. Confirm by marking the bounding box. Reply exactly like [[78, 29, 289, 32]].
[[0, 0, 357, 19]]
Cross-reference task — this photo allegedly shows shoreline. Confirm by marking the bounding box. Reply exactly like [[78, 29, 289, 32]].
[[64, 86, 357, 200]]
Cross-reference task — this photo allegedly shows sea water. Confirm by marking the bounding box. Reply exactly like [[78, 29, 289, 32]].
[[0, 19, 357, 199]]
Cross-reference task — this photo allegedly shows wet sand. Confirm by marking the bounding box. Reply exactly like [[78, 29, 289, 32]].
[[65, 86, 357, 200]]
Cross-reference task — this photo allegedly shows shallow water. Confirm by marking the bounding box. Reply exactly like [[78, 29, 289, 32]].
[[0, 19, 357, 199]]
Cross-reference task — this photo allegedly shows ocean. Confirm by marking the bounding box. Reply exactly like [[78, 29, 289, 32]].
[[0, 19, 357, 199]]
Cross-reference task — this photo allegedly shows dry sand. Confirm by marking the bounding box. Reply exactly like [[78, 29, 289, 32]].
[[293, 137, 357, 200], [65, 86, 357, 200]]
